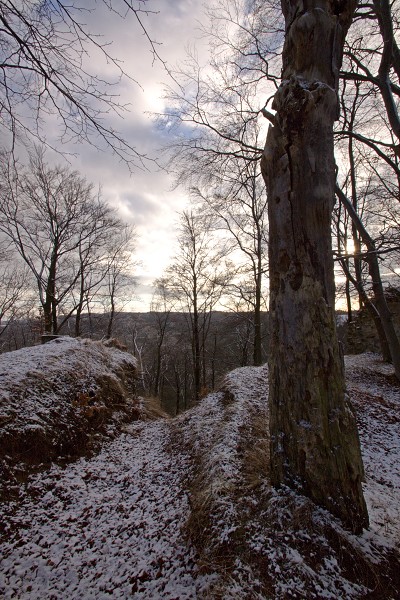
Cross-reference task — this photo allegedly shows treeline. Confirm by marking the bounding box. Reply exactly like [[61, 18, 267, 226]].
[[157, 0, 400, 384], [2, 0, 400, 387], [131, 311, 269, 414], [0, 310, 269, 415], [0, 148, 136, 339]]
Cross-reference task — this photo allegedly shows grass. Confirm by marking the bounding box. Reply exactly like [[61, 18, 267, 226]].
[[179, 365, 400, 599]]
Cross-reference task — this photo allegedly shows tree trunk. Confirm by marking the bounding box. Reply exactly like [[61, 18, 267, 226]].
[[192, 286, 201, 402], [43, 300, 52, 334], [154, 338, 163, 397], [174, 365, 181, 415], [253, 252, 263, 366], [261, 0, 368, 532], [75, 268, 85, 337], [106, 306, 115, 339], [337, 186, 400, 375], [211, 332, 217, 389], [368, 258, 400, 376], [51, 300, 58, 334], [106, 285, 116, 340], [75, 302, 83, 337], [202, 321, 207, 390], [348, 92, 364, 310], [44, 251, 58, 334], [339, 256, 392, 362], [345, 263, 353, 323], [87, 300, 93, 336]]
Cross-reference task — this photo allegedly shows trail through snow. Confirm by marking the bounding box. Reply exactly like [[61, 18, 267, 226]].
[[0, 419, 215, 599], [0, 352, 399, 599]]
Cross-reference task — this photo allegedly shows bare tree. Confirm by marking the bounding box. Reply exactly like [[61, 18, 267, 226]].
[[0, 245, 33, 338], [335, 185, 400, 378], [0, 0, 165, 164], [193, 157, 268, 365], [159, 5, 272, 365], [165, 210, 231, 401], [330, 0, 400, 374], [69, 223, 136, 338], [101, 226, 137, 339], [261, 0, 368, 532], [157, 1, 278, 199], [150, 278, 175, 398], [0, 148, 130, 334], [340, 0, 400, 144], [333, 191, 395, 363]]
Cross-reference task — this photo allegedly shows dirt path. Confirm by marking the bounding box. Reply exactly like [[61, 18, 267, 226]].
[[1, 356, 399, 599], [0, 420, 214, 599]]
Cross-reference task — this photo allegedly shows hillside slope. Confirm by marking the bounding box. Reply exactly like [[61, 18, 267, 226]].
[[0, 352, 399, 598], [0, 337, 142, 499]]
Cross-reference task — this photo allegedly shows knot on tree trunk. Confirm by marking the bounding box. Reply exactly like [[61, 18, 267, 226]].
[[273, 77, 338, 134]]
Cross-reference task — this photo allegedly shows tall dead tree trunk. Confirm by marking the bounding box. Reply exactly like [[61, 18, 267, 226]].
[[336, 185, 400, 377], [253, 246, 263, 366], [338, 255, 392, 360], [261, 0, 368, 532]]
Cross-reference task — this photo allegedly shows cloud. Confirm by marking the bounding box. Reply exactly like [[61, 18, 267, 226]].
[[7, 0, 211, 310]]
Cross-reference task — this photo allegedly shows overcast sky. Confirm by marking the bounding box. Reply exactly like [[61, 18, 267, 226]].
[[53, 0, 212, 311]]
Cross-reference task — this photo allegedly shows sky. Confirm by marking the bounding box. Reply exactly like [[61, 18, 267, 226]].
[[47, 0, 213, 311], [3, 0, 369, 314]]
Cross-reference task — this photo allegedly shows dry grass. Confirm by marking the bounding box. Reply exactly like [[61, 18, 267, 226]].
[[138, 396, 170, 421], [182, 367, 400, 599], [178, 374, 274, 597]]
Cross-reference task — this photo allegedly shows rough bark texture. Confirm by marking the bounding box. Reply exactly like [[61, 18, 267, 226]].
[[339, 255, 392, 362], [337, 185, 400, 376], [253, 249, 263, 366], [261, 0, 369, 532]]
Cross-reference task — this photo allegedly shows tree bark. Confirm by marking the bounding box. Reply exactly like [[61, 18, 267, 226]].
[[44, 260, 57, 334], [192, 277, 201, 402], [154, 321, 167, 398], [106, 293, 116, 340], [348, 102, 364, 310], [262, 0, 368, 532], [345, 261, 353, 322], [337, 185, 400, 376], [253, 248, 263, 365], [338, 255, 392, 362], [43, 301, 52, 334], [75, 302, 83, 337]]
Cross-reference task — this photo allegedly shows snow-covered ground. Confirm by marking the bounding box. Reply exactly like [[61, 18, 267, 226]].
[[346, 354, 400, 547], [0, 350, 399, 598], [0, 420, 215, 599], [0, 337, 141, 498]]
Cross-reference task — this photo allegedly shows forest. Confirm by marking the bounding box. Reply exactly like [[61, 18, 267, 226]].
[[0, 0, 400, 597]]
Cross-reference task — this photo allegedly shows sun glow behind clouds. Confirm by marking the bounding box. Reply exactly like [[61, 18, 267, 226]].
[[37, 0, 214, 311]]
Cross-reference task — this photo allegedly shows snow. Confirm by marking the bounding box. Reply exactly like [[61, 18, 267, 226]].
[[0, 337, 137, 436], [0, 348, 399, 598], [336, 314, 348, 326], [0, 337, 140, 497], [0, 420, 216, 598], [345, 353, 400, 547]]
